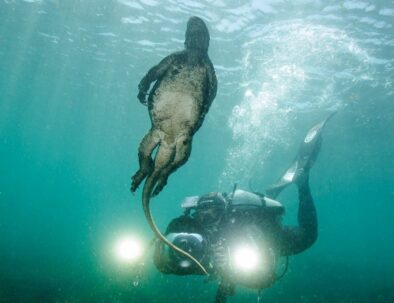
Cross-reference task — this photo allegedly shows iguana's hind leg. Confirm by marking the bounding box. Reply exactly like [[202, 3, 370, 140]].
[[152, 134, 191, 196], [131, 129, 160, 192], [146, 137, 176, 196]]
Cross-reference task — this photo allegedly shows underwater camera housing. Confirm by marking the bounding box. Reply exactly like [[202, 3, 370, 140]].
[[159, 189, 284, 287], [165, 232, 207, 272], [153, 232, 207, 275]]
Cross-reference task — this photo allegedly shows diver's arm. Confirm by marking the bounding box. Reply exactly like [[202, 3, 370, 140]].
[[137, 54, 177, 104], [279, 177, 318, 255], [214, 280, 236, 303]]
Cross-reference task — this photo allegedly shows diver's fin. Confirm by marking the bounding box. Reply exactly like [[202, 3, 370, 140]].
[[266, 112, 336, 199]]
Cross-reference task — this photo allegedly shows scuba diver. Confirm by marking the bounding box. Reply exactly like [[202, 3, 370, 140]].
[[152, 113, 335, 303]]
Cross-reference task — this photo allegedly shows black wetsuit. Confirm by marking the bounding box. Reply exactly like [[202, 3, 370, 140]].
[[278, 180, 317, 256], [154, 178, 317, 277]]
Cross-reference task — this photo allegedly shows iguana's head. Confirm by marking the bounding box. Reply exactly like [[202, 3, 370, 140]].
[[185, 16, 210, 53]]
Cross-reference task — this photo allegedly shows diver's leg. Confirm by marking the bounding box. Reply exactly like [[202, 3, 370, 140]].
[[280, 175, 318, 255], [131, 129, 160, 192], [297, 176, 317, 247], [214, 281, 235, 303], [152, 134, 191, 196], [214, 287, 227, 303]]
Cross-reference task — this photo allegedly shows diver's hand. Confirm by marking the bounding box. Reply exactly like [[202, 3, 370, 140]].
[[211, 243, 228, 275]]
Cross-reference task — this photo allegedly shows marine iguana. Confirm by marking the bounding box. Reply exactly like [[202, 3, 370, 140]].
[[131, 16, 217, 274]]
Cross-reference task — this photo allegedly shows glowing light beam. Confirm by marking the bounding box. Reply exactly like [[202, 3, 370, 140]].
[[114, 236, 143, 264]]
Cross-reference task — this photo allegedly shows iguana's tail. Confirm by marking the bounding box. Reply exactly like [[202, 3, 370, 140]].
[[142, 176, 209, 275]]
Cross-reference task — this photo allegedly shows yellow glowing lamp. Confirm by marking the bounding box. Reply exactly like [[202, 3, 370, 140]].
[[114, 236, 144, 264], [232, 245, 260, 272]]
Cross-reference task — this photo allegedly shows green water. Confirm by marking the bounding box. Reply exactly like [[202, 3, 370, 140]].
[[0, 0, 393, 302]]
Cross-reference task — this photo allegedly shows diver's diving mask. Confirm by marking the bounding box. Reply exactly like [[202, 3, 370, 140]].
[[193, 192, 226, 225]]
